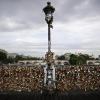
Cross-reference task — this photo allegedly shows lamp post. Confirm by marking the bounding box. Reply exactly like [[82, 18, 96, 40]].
[[43, 2, 55, 52], [43, 2, 55, 64], [43, 2, 56, 90]]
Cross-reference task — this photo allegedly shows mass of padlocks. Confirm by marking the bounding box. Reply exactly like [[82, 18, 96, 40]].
[[0, 65, 44, 92], [56, 65, 100, 92], [0, 65, 100, 92]]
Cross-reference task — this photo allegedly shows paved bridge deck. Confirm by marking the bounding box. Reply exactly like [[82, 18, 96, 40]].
[[0, 90, 100, 100]]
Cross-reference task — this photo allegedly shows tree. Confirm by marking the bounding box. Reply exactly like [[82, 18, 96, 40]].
[[57, 55, 65, 60], [69, 54, 78, 65], [14, 55, 23, 62], [77, 54, 86, 65], [0, 51, 7, 63], [69, 53, 93, 65], [7, 57, 15, 63]]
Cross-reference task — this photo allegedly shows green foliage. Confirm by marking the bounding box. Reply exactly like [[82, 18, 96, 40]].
[[0, 49, 42, 64], [69, 53, 93, 65], [0, 51, 7, 63], [7, 57, 15, 63], [56, 53, 94, 65], [77, 54, 86, 65], [57, 55, 65, 60], [69, 54, 78, 65]]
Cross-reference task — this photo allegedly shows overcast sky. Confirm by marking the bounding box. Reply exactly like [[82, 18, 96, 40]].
[[0, 0, 100, 57]]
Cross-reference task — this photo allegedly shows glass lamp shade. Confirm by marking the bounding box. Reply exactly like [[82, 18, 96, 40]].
[[45, 13, 52, 22]]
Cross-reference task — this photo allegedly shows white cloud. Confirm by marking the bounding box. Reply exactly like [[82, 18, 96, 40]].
[[0, 0, 100, 57]]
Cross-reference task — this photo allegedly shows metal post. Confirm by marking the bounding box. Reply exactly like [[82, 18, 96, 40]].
[[43, 2, 55, 91], [48, 24, 51, 52]]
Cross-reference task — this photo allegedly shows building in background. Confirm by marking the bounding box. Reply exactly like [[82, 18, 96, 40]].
[[64, 53, 71, 60], [7, 53, 18, 58]]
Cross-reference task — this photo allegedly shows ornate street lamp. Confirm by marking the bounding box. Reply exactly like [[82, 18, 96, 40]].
[[43, 1, 55, 64], [43, 2, 56, 90]]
